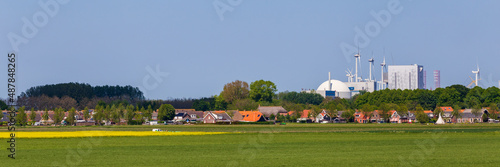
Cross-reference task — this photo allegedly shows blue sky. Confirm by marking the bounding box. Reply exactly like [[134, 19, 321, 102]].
[[1, 0, 500, 99]]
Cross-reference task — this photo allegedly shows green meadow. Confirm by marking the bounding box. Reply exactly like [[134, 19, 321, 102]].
[[2, 124, 500, 166]]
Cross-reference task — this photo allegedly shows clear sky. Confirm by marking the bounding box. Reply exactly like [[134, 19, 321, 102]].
[[1, 0, 500, 99]]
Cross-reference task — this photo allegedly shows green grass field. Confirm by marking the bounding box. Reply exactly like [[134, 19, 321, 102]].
[[2, 124, 500, 166]]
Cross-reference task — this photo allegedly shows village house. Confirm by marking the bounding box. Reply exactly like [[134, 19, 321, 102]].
[[424, 110, 434, 118], [355, 111, 370, 123], [440, 106, 454, 123], [258, 106, 288, 119], [315, 110, 331, 123], [232, 111, 267, 122], [369, 110, 386, 123], [296, 110, 314, 123], [333, 111, 347, 123], [174, 110, 204, 122], [456, 109, 485, 123], [203, 111, 233, 124]]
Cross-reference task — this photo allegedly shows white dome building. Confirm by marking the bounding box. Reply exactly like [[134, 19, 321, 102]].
[[315, 79, 352, 99]]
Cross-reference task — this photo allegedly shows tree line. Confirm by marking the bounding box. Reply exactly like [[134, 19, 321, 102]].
[[14, 82, 195, 111], [7, 103, 176, 126], [354, 85, 500, 111], [21, 82, 145, 103], [191, 80, 500, 123], [9, 81, 500, 124]]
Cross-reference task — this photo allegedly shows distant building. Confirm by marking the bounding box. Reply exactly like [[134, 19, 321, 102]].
[[423, 70, 427, 89], [388, 64, 424, 90], [314, 79, 353, 99], [434, 70, 441, 89]]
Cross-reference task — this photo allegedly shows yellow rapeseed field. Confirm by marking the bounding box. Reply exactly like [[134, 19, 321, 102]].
[[0, 131, 231, 139]]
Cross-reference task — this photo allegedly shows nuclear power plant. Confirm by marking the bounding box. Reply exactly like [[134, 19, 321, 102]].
[[310, 51, 425, 99]]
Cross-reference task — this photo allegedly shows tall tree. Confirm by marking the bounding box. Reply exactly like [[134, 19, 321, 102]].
[[451, 105, 462, 123], [221, 80, 250, 103], [360, 104, 373, 121], [67, 107, 76, 126], [0, 100, 8, 110], [488, 103, 498, 120], [379, 103, 392, 123], [249, 80, 277, 103], [117, 103, 125, 119], [126, 104, 135, 124], [16, 106, 27, 126], [83, 107, 90, 122], [415, 104, 429, 123], [433, 106, 443, 118], [341, 109, 355, 123], [145, 105, 153, 121], [158, 104, 175, 121], [29, 107, 36, 125], [42, 108, 49, 123], [104, 105, 112, 124], [471, 105, 482, 117], [228, 99, 258, 111], [398, 104, 408, 116], [53, 107, 62, 126], [111, 108, 121, 124], [94, 105, 104, 126]]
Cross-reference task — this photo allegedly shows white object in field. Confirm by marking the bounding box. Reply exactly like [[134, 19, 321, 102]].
[[436, 114, 445, 125], [152, 129, 160, 132]]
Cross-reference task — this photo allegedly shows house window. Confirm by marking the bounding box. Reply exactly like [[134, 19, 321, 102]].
[[191, 114, 196, 118], [218, 116, 223, 119]]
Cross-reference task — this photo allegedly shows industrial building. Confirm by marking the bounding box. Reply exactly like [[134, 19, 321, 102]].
[[434, 70, 441, 89], [388, 64, 425, 90], [311, 51, 425, 99]]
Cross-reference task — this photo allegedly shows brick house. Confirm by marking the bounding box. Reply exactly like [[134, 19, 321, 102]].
[[203, 111, 233, 124]]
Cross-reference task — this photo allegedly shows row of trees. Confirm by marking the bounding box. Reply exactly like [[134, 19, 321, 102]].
[[22, 82, 145, 102], [354, 85, 500, 111], [8, 103, 176, 126], [14, 95, 194, 112], [92, 103, 175, 125], [193, 80, 278, 111]]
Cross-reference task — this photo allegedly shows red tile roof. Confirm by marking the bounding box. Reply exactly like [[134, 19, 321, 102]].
[[301, 110, 311, 118], [440, 106, 453, 112], [239, 111, 264, 122]]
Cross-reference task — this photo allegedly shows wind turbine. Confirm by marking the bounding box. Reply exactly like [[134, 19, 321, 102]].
[[354, 48, 360, 82], [368, 52, 374, 82], [472, 64, 480, 87], [380, 57, 387, 89], [346, 69, 354, 83], [467, 76, 478, 88]]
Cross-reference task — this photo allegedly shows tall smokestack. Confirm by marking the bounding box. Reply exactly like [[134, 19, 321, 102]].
[[328, 72, 331, 91]]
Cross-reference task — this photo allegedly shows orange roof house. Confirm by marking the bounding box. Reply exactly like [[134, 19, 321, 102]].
[[355, 112, 370, 123], [237, 111, 266, 122], [301, 110, 311, 118], [440, 106, 453, 112]]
